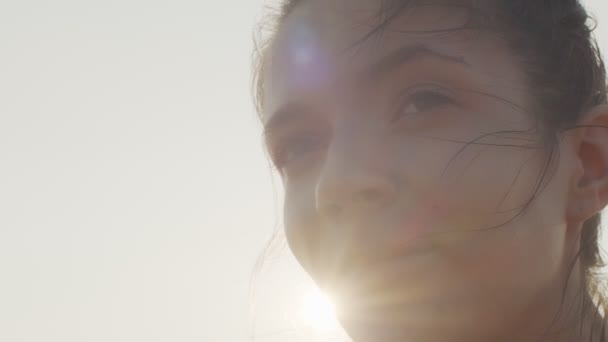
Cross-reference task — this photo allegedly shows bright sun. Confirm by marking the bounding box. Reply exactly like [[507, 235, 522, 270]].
[[300, 287, 340, 333]]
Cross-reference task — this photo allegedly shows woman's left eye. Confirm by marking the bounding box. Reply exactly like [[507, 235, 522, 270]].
[[397, 89, 455, 118]]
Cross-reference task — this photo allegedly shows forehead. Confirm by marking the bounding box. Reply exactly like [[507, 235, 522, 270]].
[[279, 0, 472, 46], [261, 0, 522, 122]]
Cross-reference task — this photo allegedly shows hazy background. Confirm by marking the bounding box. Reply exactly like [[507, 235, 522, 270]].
[[0, 1, 606, 341]]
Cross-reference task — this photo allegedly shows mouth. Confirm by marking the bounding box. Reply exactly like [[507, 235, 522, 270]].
[[327, 257, 447, 342], [316, 241, 435, 305], [307, 215, 446, 322]]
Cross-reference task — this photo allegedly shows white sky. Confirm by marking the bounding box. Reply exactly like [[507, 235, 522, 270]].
[[0, 1, 606, 342]]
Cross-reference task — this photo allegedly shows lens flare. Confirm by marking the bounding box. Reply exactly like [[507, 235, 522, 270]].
[[300, 287, 339, 333], [285, 22, 331, 89]]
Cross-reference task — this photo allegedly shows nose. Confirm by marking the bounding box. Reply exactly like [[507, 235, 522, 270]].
[[315, 140, 396, 223]]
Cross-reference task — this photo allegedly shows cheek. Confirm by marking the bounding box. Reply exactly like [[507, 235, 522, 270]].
[[426, 151, 566, 302], [390, 140, 564, 280], [410, 140, 548, 232]]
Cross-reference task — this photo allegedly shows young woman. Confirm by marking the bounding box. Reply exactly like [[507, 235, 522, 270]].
[[253, 1, 608, 341]]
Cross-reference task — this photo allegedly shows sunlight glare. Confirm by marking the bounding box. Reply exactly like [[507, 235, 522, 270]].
[[300, 287, 340, 333]]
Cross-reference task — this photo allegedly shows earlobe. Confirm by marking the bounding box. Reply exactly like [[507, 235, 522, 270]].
[[566, 105, 608, 224]]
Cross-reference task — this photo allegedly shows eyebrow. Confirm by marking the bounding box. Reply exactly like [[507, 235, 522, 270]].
[[363, 44, 470, 81], [262, 45, 469, 137]]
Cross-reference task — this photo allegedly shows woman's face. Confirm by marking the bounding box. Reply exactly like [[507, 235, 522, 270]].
[[262, 1, 580, 341]]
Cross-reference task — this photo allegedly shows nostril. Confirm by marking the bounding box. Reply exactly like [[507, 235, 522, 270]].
[[315, 173, 396, 221], [318, 189, 387, 221]]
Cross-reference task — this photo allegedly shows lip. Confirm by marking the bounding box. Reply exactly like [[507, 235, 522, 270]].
[[320, 239, 432, 296], [328, 256, 435, 330], [344, 231, 431, 270], [311, 217, 437, 303]]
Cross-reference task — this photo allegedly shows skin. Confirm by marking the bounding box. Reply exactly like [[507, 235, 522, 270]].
[[260, 1, 608, 341]]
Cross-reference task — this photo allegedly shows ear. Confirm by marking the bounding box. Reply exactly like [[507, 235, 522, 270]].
[[566, 105, 608, 226]]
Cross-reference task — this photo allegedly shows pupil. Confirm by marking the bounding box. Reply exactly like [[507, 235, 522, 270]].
[[414, 92, 447, 111]]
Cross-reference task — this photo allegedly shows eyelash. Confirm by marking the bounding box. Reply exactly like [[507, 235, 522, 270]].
[[392, 86, 455, 122]]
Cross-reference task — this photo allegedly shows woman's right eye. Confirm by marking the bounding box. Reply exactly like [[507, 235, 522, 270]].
[[271, 134, 326, 170]]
